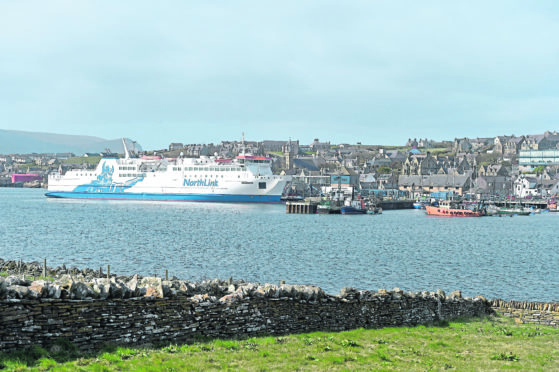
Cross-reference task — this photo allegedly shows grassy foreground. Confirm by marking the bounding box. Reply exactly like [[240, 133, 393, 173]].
[[1, 316, 557, 371]]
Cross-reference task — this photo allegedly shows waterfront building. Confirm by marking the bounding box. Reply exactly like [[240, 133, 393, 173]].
[[514, 176, 541, 198], [518, 149, 559, 171], [473, 176, 511, 199], [398, 174, 473, 198]]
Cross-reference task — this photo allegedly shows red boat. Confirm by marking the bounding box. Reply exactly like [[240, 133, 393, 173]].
[[425, 201, 484, 217]]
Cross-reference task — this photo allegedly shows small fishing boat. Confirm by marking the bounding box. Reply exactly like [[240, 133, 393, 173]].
[[496, 206, 532, 216], [366, 206, 382, 215], [340, 199, 367, 214]]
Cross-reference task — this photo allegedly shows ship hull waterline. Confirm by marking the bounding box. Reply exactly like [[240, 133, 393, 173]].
[[45, 191, 283, 203]]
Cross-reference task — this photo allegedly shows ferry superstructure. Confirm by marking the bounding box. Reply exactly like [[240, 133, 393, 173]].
[[46, 140, 290, 203]]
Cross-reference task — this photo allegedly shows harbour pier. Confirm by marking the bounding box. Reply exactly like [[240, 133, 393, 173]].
[[286, 199, 414, 214]]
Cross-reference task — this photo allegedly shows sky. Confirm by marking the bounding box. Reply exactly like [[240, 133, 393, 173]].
[[1, 1, 559, 150]]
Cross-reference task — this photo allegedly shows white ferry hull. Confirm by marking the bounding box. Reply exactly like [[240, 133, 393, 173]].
[[46, 154, 289, 204]]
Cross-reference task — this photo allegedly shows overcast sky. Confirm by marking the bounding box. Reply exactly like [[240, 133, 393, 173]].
[[1, 1, 559, 149]]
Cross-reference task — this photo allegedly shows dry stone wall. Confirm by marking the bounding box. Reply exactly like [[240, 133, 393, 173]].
[[0, 265, 493, 352], [491, 299, 559, 327]]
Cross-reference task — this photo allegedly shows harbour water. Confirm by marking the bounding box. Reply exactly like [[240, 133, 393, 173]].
[[1, 188, 557, 302]]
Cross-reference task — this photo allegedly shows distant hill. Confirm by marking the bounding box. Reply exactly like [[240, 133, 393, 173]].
[[0, 129, 142, 155]]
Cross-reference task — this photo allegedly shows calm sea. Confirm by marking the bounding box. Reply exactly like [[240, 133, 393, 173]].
[[1, 188, 557, 302]]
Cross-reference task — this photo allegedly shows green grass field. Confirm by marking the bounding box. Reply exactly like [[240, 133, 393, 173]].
[[0, 315, 557, 371]]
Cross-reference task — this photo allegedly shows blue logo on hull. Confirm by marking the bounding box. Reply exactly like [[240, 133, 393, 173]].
[[183, 179, 218, 187], [73, 162, 144, 193]]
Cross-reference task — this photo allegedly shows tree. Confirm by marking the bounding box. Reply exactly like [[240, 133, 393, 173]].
[[378, 166, 392, 174], [533, 165, 545, 174]]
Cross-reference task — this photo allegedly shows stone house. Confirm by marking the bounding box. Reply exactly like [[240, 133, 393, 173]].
[[359, 173, 377, 190], [385, 150, 407, 164], [398, 174, 473, 198], [514, 176, 540, 198], [292, 156, 326, 172], [547, 179, 559, 196], [522, 131, 559, 150], [168, 143, 184, 151], [453, 138, 472, 153], [469, 138, 493, 152], [504, 136, 525, 156], [405, 138, 419, 147], [538, 132, 559, 150], [478, 165, 508, 177], [417, 138, 436, 148], [260, 140, 300, 155], [474, 176, 511, 199], [310, 138, 331, 152], [401, 153, 439, 176], [494, 136, 524, 156], [377, 173, 399, 191], [522, 134, 545, 150], [367, 156, 392, 170]]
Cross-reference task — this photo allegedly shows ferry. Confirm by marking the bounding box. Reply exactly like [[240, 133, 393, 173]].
[[46, 139, 291, 203]]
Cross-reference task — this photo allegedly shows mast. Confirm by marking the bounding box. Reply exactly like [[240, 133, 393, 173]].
[[240, 132, 246, 155], [122, 138, 130, 159]]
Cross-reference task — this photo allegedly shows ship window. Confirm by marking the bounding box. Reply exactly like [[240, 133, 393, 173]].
[[259, 182, 267, 189]]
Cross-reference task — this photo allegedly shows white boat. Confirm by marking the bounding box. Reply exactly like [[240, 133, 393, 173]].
[[46, 139, 290, 203]]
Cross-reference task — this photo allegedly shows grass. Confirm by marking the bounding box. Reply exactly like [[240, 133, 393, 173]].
[[0, 272, 55, 282], [0, 316, 557, 371], [63, 156, 102, 165]]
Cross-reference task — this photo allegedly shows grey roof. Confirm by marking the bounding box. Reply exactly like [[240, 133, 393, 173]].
[[293, 158, 321, 171], [525, 134, 545, 142], [398, 174, 471, 187]]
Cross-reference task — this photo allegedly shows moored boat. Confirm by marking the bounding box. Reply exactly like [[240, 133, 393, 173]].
[[425, 200, 484, 217], [496, 206, 533, 216], [340, 198, 367, 215], [46, 139, 291, 203]]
